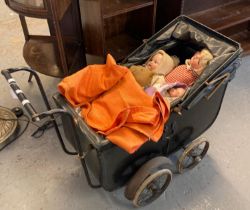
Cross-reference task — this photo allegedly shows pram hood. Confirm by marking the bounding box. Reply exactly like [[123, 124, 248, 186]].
[[122, 16, 241, 105]]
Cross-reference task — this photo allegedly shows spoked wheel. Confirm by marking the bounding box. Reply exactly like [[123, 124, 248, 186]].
[[125, 156, 172, 207], [177, 137, 209, 173]]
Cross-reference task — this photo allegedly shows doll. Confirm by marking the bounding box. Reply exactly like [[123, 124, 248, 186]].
[[165, 48, 213, 86], [144, 49, 213, 103], [129, 50, 179, 87], [145, 82, 188, 103]]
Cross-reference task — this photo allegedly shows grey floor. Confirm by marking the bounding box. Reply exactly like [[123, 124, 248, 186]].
[[1, 2, 250, 210]]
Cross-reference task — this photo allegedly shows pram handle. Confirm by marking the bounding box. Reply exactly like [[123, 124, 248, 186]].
[[2, 68, 101, 187], [1, 68, 40, 121], [1, 67, 82, 156]]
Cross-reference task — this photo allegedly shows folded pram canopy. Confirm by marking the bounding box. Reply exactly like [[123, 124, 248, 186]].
[[58, 54, 170, 154]]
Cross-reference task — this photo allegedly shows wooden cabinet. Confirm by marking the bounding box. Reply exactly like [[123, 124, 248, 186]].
[[156, 0, 250, 55], [5, 0, 86, 77], [79, 0, 157, 61]]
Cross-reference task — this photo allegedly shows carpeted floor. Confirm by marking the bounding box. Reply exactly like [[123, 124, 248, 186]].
[[0, 2, 250, 210]]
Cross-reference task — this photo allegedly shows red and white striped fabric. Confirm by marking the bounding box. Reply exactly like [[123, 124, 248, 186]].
[[165, 64, 198, 86]]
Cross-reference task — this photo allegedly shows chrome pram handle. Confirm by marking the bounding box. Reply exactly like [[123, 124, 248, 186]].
[[1, 67, 78, 156], [1, 68, 39, 121]]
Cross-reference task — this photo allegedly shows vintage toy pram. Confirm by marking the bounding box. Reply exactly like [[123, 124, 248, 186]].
[[1, 16, 241, 207]]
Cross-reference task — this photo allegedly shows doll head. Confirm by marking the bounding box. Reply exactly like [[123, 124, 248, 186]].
[[168, 87, 186, 98], [165, 82, 187, 98], [156, 82, 187, 98], [186, 48, 213, 76], [145, 50, 179, 75], [146, 53, 163, 71]]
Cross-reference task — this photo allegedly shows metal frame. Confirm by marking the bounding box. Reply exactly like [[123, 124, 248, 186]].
[[1, 67, 101, 188]]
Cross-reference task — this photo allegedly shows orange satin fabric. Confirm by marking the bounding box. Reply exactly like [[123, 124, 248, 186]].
[[58, 55, 170, 153]]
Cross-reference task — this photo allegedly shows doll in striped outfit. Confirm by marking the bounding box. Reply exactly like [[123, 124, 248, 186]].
[[146, 49, 213, 102], [165, 49, 213, 86]]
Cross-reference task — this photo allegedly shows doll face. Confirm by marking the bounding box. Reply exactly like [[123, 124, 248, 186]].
[[168, 87, 186, 98], [189, 50, 213, 75], [190, 52, 203, 70], [146, 53, 163, 71]]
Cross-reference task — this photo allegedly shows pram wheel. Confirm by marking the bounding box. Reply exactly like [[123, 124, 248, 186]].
[[177, 137, 209, 173], [124, 156, 172, 207]]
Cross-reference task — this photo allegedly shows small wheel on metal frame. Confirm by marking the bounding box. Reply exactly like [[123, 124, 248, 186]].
[[124, 156, 172, 207], [177, 137, 209, 174]]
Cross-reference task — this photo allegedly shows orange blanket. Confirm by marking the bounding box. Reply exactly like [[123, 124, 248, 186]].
[[58, 55, 170, 153]]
